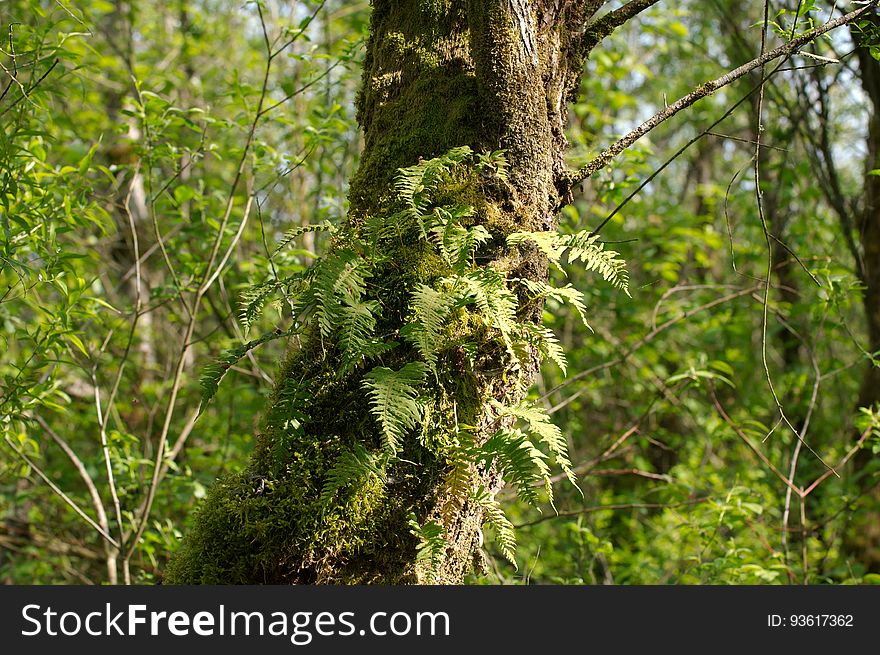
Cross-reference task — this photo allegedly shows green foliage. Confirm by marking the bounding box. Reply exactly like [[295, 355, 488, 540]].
[[362, 362, 428, 454], [408, 513, 447, 582], [6, 0, 880, 587], [321, 443, 387, 504], [495, 400, 577, 488], [473, 487, 517, 566], [199, 330, 291, 413], [508, 229, 630, 295], [401, 284, 455, 378]]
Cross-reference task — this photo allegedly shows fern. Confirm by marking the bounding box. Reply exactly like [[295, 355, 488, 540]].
[[199, 329, 290, 414], [337, 298, 392, 374], [430, 207, 487, 272], [474, 149, 510, 182], [524, 322, 568, 374], [451, 269, 520, 370], [453, 270, 518, 338], [273, 221, 335, 255], [408, 513, 447, 582], [507, 230, 563, 268], [439, 442, 473, 524], [392, 146, 474, 237], [495, 400, 576, 488], [508, 229, 630, 295], [401, 284, 455, 379], [302, 249, 370, 339], [238, 272, 304, 335], [479, 428, 549, 507], [321, 442, 387, 504], [519, 278, 590, 329], [362, 362, 428, 454], [473, 486, 517, 566], [558, 230, 630, 295]]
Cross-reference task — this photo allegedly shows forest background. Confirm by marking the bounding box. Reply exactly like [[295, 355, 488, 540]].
[[2, 0, 880, 585]]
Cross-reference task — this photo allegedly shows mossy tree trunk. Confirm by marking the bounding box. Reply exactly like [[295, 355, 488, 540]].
[[166, 0, 607, 584]]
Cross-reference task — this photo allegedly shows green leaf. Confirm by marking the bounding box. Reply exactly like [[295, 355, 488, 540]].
[[362, 362, 428, 454]]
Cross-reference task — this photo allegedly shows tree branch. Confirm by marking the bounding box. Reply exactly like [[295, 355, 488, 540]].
[[580, 0, 664, 55], [562, 1, 880, 192]]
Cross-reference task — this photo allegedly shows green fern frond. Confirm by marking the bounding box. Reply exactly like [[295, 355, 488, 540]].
[[524, 322, 568, 375], [559, 230, 630, 295], [304, 249, 370, 338], [433, 214, 488, 273], [273, 221, 335, 255], [321, 443, 387, 504], [408, 513, 447, 582], [495, 400, 576, 487], [439, 433, 475, 524], [473, 487, 517, 566], [401, 284, 455, 378], [362, 362, 428, 454], [239, 279, 280, 335], [508, 230, 630, 295], [474, 149, 509, 182], [452, 270, 519, 367], [395, 148, 474, 200], [479, 428, 549, 507], [507, 231, 564, 268], [337, 299, 387, 374], [453, 270, 518, 335], [519, 278, 591, 329], [238, 272, 304, 335], [199, 329, 290, 414]]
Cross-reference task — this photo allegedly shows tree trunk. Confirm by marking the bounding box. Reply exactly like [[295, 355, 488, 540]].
[[165, 0, 600, 584]]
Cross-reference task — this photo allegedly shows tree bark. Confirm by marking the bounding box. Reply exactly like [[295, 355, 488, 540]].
[[165, 0, 600, 584]]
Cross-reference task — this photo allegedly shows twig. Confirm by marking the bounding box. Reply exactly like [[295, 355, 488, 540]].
[[4, 437, 119, 548]]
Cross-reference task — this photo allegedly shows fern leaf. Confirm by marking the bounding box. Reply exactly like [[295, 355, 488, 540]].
[[199, 329, 290, 414], [524, 322, 568, 375], [362, 362, 428, 454], [559, 230, 630, 295], [238, 279, 280, 335], [508, 230, 630, 295], [305, 249, 370, 338], [238, 272, 304, 335], [495, 400, 576, 487], [321, 443, 386, 504], [452, 270, 519, 367], [507, 231, 564, 269], [453, 270, 518, 335], [401, 284, 454, 378], [439, 434, 475, 524], [408, 513, 446, 582], [479, 428, 549, 506], [519, 278, 590, 329], [337, 299, 381, 374], [473, 487, 517, 566], [273, 221, 335, 255], [434, 217, 488, 273]]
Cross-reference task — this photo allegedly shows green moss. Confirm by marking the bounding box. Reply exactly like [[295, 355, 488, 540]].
[[351, 69, 480, 215]]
